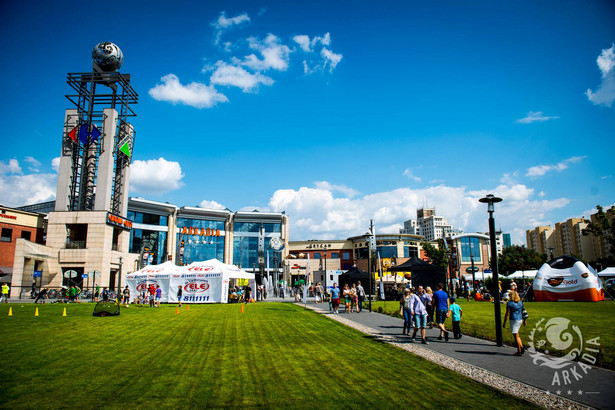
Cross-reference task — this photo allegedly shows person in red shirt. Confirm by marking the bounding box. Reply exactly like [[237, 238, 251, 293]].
[[148, 284, 156, 307]]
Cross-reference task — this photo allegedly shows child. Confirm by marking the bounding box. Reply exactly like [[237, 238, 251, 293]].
[[449, 297, 463, 339]]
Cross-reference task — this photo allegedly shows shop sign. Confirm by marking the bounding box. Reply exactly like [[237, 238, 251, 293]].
[[180, 226, 222, 237], [106, 212, 133, 230]]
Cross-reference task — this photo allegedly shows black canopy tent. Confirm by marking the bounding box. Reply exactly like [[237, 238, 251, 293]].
[[338, 267, 373, 294], [388, 256, 447, 290]]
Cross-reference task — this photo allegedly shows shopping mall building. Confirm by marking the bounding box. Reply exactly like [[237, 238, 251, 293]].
[[8, 198, 288, 297]]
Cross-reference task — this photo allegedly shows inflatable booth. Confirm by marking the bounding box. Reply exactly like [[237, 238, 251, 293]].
[[533, 256, 604, 302], [126, 259, 256, 304]]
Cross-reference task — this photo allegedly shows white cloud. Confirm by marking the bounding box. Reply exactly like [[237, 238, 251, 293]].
[[314, 181, 359, 198], [293, 35, 311, 52], [0, 159, 22, 175], [212, 12, 250, 45], [199, 199, 227, 210], [242, 34, 291, 71], [129, 158, 184, 195], [0, 159, 56, 207], [402, 168, 422, 183], [525, 156, 587, 177], [24, 156, 41, 172], [210, 61, 274, 92], [267, 181, 569, 244], [149, 74, 228, 109], [586, 44, 615, 107], [51, 157, 60, 172], [321, 47, 343, 72], [515, 111, 560, 124], [293, 32, 331, 53]]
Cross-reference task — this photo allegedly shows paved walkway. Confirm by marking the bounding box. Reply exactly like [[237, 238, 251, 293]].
[[299, 299, 614, 409]]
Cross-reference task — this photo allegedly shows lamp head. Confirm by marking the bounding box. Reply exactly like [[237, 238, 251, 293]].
[[479, 194, 502, 212]]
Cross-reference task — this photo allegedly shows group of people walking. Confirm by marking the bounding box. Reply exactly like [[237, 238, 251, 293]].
[[327, 281, 366, 314]]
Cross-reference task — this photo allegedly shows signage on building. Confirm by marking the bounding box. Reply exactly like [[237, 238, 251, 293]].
[[106, 212, 133, 230], [180, 226, 222, 237], [0, 213, 17, 220], [33, 271, 42, 278]]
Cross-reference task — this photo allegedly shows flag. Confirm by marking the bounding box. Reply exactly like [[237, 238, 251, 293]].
[[303, 254, 310, 304], [78, 123, 101, 144], [67, 125, 78, 143], [378, 252, 385, 300]]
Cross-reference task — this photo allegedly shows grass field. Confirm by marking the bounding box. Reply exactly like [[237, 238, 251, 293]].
[[0, 302, 535, 409], [370, 299, 615, 369]]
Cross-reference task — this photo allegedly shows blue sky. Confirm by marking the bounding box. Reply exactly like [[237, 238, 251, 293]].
[[1, 0, 614, 243]]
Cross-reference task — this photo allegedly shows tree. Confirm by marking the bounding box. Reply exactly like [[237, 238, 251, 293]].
[[498, 245, 544, 276], [582, 205, 615, 253], [420, 242, 448, 267]]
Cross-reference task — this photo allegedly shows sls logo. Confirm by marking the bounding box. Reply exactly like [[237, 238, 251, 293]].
[[184, 280, 210, 292], [529, 317, 600, 390]]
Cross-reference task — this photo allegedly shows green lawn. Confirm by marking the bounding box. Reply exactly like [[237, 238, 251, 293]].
[[0, 303, 534, 409], [370, 299, 615, 369]]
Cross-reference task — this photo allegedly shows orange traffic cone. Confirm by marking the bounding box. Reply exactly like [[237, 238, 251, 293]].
[[176, 307, 179, 314], [8, 307, 12, 316], [35, 307, 39, 316], [241, 303, 244, 313], [62, 308, 67, 317], [186, 305, 189, 310]]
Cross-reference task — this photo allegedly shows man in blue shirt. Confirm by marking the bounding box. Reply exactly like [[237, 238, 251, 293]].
[[330, 283, 341, 314], [431, 283, 450, 341]]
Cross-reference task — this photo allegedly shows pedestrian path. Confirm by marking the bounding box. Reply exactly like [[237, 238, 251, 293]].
[[302, 300, 614, 410]]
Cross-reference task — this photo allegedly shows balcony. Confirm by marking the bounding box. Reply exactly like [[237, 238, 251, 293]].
[[66, 241, 86, 249]]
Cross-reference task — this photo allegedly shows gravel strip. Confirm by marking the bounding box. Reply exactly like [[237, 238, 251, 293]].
[[304, 305, 588, 410]]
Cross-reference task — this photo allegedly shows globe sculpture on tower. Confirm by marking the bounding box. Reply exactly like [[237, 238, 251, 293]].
[[92, 42, 124, 72]]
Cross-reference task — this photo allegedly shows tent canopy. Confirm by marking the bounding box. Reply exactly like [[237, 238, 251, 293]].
[[507, 270, 538, 279], [388, 256, 443, 272], [389, 256, 446, 289], [598, 267, 615, 277], [338, 267, 373, 294]]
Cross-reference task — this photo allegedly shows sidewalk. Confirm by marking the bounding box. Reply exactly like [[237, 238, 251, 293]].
[[303, 300, 614, 410]]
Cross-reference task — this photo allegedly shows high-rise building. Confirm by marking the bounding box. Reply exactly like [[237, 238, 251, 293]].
[[401, 208, 453, 241], [526, 226, 555, 256]]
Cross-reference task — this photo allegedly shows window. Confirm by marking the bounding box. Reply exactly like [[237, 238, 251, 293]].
[[460, 237, 481, 263], [1, 228, 12, 242], [66, 224, 87, 249], [313, 253, 321, 259], [331, 252, 339, 259], [21, 230, 32, 241], [342, 252, 350, 260]]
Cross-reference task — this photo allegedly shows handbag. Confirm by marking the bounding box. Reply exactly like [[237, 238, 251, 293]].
[[521, 303, 529, 319]]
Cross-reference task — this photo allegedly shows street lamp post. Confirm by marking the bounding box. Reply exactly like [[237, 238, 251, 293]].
[[117, 256, 123, 299], [479, 194, 503, 347], [470, 253, 476, 291]]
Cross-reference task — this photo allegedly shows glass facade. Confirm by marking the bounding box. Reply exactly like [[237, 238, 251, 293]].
[[377, 246, 398, 259], [127, 211, 168, 226], [127, 211, 169, 265], [177, 217, 225, 265], [460, 237, 482, 263], [232, 221, 281, 270], [130, 229, 168, 265]]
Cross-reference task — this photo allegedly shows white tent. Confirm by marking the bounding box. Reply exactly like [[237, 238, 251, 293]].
[[508, 270, 538, 279], [126, 259, 255, 304], [598, 267, 615, 277], [125, 261, 182, 303]]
